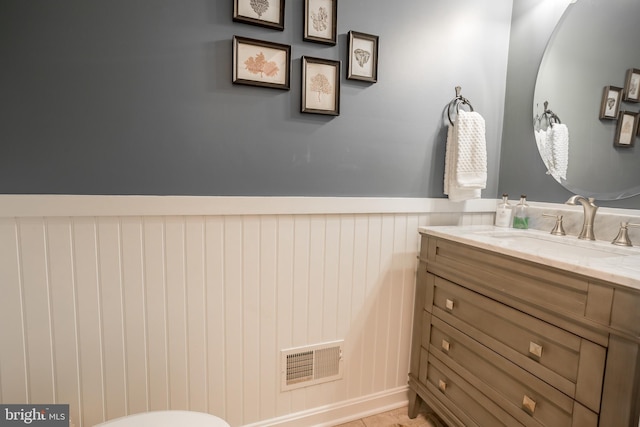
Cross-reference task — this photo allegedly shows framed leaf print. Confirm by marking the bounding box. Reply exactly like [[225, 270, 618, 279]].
[[303, 0, 337, 45], [301, 56, 340, 115], [233, 0, 285, 31], [232, 36, 291, 90], [347, 31, 379, 83]]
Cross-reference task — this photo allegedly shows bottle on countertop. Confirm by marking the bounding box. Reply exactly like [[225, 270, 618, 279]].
[[495, 193, 512, 228], [512, 194, 530, 229]]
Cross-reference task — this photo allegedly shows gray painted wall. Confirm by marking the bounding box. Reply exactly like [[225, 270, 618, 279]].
[[500, 0, 640, 209], [0, 0, 512, 196]]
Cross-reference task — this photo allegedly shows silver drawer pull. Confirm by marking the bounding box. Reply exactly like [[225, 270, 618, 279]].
[[522, 395, 536, 415], [529, 342, 543, 359], [441, 339, 450, 352], [438, 379, 447, 392], [445, 299, 454, 311]]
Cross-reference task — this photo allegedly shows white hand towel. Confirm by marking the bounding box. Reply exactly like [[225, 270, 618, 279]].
[[454, 110, 487, 189], [548, 124, 569, 181], [534, 129, 549, 169], [444, 125, 480, 201], [444, 110, 486, 202]]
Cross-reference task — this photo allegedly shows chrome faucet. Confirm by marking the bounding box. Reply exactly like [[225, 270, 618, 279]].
[[565, 195, 598, 240]]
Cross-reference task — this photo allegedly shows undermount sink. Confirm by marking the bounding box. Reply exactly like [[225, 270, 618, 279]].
[[472, 229, 635, 260]]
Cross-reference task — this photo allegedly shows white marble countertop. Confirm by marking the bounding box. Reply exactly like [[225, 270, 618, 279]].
[[419, 225, 640, 291]]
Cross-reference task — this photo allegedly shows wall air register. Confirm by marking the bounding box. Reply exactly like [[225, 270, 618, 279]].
[[280, 340, 344, 391]]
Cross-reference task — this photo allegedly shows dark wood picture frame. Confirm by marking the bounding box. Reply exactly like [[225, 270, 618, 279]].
[[232, 36, 291, 90], [301, 56, 340, 115], [303, 0, 337, 45], [599, 85, 623, 119], [347, 31, 379, 83], [233, 0, 285, 31], [614, 110, 638, 147], [623, 68, 640, 102]]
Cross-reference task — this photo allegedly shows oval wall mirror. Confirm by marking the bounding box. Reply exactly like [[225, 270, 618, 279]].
[[534, 0, 640, 200]]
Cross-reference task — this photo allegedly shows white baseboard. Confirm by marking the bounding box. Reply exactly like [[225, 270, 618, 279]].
[[240, 386, 410, 427]]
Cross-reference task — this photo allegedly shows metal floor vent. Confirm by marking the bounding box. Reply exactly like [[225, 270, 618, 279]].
[[281, 340, 344, 391]]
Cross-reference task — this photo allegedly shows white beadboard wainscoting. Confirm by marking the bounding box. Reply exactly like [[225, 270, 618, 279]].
[[0, 196, 495, 427]]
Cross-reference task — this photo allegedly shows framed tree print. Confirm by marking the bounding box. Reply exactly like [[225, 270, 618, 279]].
[[233, 0, 285, 31], [347, 31, 379, 83], [232, 36, 291, 90], [303, 0, 337, 45], [301, 56, 340, 115]]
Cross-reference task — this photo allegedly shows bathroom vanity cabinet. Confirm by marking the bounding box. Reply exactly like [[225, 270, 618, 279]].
[[408, 228, 640, 427]]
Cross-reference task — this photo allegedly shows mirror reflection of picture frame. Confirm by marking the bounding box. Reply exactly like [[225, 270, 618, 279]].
[[233, 0, 285, 31], [599, 85, 623, 119], [614, 111, 638, 147], [301, 56, 340, 116], [623, 68, 640, 102], [232, 36, 291, 90], [347, 31, 379, 83], [303, 0, 337, 45]]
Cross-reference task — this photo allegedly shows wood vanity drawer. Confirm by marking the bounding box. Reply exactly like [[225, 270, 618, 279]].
[[427, 238, 594, 319], [428, 318, 598, 427], [423, 350, 523, 427], [430, 274, 606, 412]]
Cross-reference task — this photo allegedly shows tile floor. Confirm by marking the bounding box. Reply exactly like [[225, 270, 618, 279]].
[[334, 403, 443, 427]]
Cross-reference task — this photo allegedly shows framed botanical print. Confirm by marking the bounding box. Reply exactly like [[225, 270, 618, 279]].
[[232, 36, 291, 90], [347, 31, 379, 83], [599, 85, 623, 119], [623, 68, 640, 102], [614, 110, 638, 147], [303, 0, 337, 45], [233, 0, 285, 31], [301, 56, 340, 115]]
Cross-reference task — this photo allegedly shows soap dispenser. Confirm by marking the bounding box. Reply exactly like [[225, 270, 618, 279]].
[[513, 195, 529, 229], [495, 193, 512, 228]]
